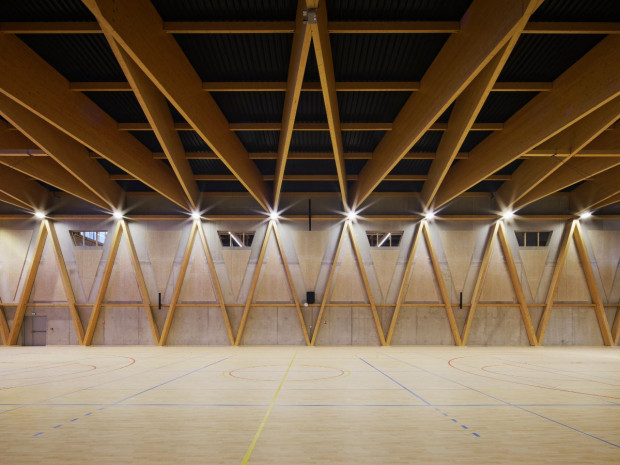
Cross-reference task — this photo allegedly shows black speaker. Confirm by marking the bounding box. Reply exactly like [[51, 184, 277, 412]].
[[306, 291, 315, 304]]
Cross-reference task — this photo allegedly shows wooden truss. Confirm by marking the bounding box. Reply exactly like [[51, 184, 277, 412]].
[[82, 219, 159, 345], [235, 220, 311, 346], [6, 220, 84, 345], [310, 220, 386, 346], [159, 220, 234, 346], [460, 221, 538, 346], [536, 220, 614, 346]]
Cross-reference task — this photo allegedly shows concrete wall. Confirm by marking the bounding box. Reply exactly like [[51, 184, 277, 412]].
[[0, 217, 618, 346]]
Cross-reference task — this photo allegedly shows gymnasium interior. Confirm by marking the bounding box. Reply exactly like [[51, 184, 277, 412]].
[[0, 1, 619, 463]]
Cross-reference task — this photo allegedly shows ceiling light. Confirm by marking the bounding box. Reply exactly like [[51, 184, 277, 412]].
[[34, 211, 45, 219], [191, 211, 201, 220], [112, 210, 123, 220], [269, 210, 279, 221], [502, 210, 514, 220], [579, 211, 592, 220], [346, 210, 357, 221], [425, 211, 435, 221]]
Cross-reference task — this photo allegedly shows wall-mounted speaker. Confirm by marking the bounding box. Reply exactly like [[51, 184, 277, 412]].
[[306, 291, 315, 304]]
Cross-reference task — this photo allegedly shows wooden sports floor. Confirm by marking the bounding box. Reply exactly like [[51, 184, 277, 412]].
[[1, 346, 619, 464]]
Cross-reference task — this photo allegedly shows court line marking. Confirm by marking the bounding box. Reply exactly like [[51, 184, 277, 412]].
[[385, 354, 620, 450], [358, 357, 479, 437], [241, 351, 297, 465]]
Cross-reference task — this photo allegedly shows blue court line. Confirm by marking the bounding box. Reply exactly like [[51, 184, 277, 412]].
[[384, 354, 620, 450], [113, 356, 231, 404], [32, 432, 43, 437], [53, 425, 62, 429], [358, 357, 431, 405]]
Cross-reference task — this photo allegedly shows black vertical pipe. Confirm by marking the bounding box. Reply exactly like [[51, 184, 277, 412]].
[[308, 198, 312, 231], [158, 292, 162, 310], [459, 292, 463, 309]]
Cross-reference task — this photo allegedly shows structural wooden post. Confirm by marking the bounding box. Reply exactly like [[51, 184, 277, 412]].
[[159, 221, 198, 345], [235, 221, 274, 345], [7, 221, 47, 345], [196, 220, 235, 345], [310, 222, 347, 345], [572, 221, 613, 345], [82, 220, 123, 346], [45, 220, 85, 344], [536, 220, 575, 345], [272, 222, 311, 345], [496, 221, 538, 345], [421, 222, 462, 345], [347, 221, 386, 345], [120, 220, 160, 344], [461, 222, 499, 345], [273, 0, 313, 208], [0, 299, 9, 345], [612, 306, 620, 345], [386, 223, 422, 345]]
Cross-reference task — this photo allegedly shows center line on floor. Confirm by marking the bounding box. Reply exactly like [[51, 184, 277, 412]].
[[241, 351, 297, 465]]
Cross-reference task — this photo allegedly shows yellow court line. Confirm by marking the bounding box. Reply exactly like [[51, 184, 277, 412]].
[[241, 351, 297, 465]]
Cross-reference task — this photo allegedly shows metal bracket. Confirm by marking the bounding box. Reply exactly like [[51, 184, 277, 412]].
[[303, 9, 317, 24]]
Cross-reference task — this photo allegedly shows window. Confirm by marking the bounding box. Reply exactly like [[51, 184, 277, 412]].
[[70, 230, 107, 247], [218, 231, 254, 248], [366, 231, 403, 248], [515, 231, 551, 247]]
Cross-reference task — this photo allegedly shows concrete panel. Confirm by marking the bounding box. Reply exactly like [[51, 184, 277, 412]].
[[331, 238, 366, 303], [241, 306, 278, 345], [221, 249, 251, 302], [276, 307, 306, 345], [351, 307, 381, 345], [587, 229, 620, 300], [405, 239, 441, 302], [73, 248, 104, 301], [390, 307, 417, 345], [291, 230, 330, 292], [255, 237, 292, 303], [415, 307, 455, 345], [179, 239, 217, 303], [145, 229, 182, 294], [467, 307, 529, 346], [167, 307, 230, 345], [480, 240, 516, 302], [543, 306, 604, 345], [518, 249, 549, 301], [556, 241, 591, 302], [439, 229, 476, 295], [0, 229, 33, 302], [315, 307, 352, 345], [31, 240, 65, 302], [102, 306, 152, 345], [370, 249, 400, 302], [106, 240, 141, 302]]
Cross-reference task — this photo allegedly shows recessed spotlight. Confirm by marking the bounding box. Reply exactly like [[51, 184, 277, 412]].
[[502, 210, 514, 220], [34, 211, 45, 219], [346, 210, 357, 221], [425, 211, 435, 221], [191, 211, 201, 220], [579, 212, 592, 220], [112, 210, 123, 220]]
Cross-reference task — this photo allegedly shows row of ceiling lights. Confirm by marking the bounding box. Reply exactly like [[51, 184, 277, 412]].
[[32, 209, 593, 221]]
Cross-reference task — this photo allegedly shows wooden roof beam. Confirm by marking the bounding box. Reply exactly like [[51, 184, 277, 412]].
[[0, 34, 188, 209], [273, 0, 313, 209], [2, 21, 619, 34], [0, 164, 52, 211], [308, 0, 348, 207], [83, 0, 271, 211], [569, 165, 620, 214], [434, 35, 620, 208], [116, 122, 504, 131], [350, 0, 543, 208], [104, 34, 200, 210], [0, 96, 124, 210], [422, 36, 520, 208], [495, 97, 620, 208], [514, 158, 620, 209], [0, 156, 109, 209]]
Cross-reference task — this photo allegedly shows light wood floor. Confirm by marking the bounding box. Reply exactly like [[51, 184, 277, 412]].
[[1, 346, 619, 464]]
